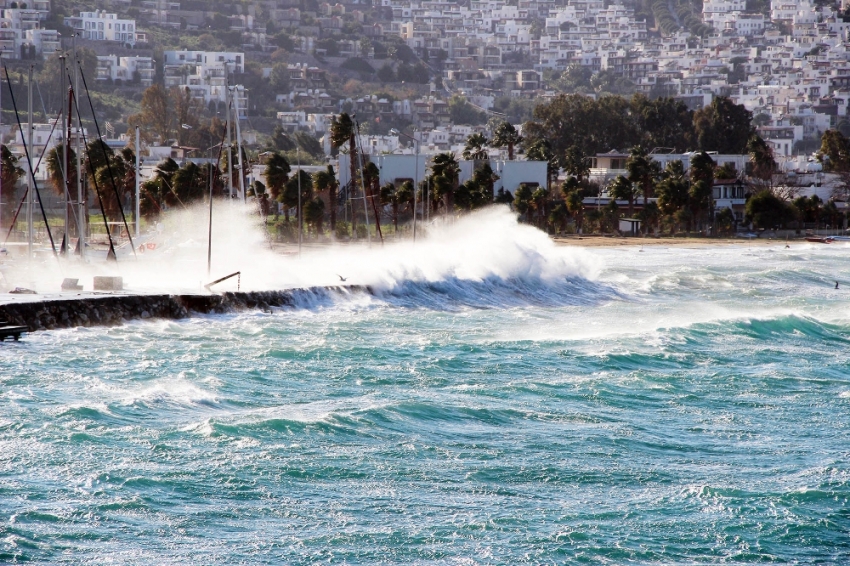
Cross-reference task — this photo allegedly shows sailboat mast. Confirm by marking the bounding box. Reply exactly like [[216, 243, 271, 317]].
[[26, 66, 33, 259], [74, 38, 85, 258], [233, 86, 245, 204], [60, 55, 68, 254], [225, 71, 233, 199], [135, 126, 140, 239]]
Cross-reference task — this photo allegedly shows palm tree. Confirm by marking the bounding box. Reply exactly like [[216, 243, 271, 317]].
[[396, 180, 415, 223], [329, 112, 357, 196], [609, 174, 637, 217], [45, 145, 77, 198], [491, 121, 523, 160], [462, 132, 489, 160], [312, 165, 338, 231], [380, 182, 401, 231], [264, 152, 291, 208], [430, 152, 460, 213], [304, 197, 325, 238]]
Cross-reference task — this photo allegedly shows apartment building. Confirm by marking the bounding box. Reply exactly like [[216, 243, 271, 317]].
[[64, 11, 136, 46]]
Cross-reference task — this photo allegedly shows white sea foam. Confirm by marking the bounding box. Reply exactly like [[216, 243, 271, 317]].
[[0, 205, 602, 301]]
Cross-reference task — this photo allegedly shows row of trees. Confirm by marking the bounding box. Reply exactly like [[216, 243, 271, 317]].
[[523, 94, 755, 159]]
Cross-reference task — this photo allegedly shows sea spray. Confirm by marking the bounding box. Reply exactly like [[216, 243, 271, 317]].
[[1, 205, 602, 299]]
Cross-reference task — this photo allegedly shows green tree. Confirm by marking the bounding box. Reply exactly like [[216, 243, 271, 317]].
[[819, 129, 850, 172], [747, 134, 777, 182], [0, 145, 24, 227], [513, 183, 533, 220], [449, 95, 486, 126], [491, 121, 523, 160], [128, 83, 173, 144], [626, 145, 660, 209], [524, 138, 558, 191], [304, 197, 325, 237], [430, 152, 460, 212], [608, 174, 637, 217], [377, 63, 396, 83], [312, 165, 338, 231], [45, 145, 76, 198], [264, 152, 291, 204], [746, 190, 794, 229], [330, 112, 358, 207], [693, 96, 754, 153], [462, 132, 489, 160]]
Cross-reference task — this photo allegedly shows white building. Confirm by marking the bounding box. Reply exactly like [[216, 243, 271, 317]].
[[162, 50, 247, 115], [64, 11, 136, 46], [96, 55, 155, 86]]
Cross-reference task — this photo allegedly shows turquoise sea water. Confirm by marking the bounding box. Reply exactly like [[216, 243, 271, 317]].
[[2, 239, 850, 564]]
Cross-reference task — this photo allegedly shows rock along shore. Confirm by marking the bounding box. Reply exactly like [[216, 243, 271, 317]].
[[0, 287, 365, 333]]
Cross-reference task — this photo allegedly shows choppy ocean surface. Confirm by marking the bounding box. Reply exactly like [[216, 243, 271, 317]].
[[2, 233, 850, 563]]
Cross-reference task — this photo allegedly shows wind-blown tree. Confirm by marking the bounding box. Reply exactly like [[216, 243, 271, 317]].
[[655, 160, 691, 232], [462, 132, 489, 160], [818, 129, 850, 172], [491, 121, 523, 160], [626, 145, 661, 208], [690, 151, 716, 186], [565, 189, 584, 233], [264, 152, 291, 202], [472, 162, 499, 202], [45, 146, 77, 197], [304, 197, 325, 238], [430, 152, 460, 212], [171, 161, 207, 204], [380, 182, 402, 230], [330, 112, 358, 194], [513, 184, 534, 220], [280, 169, 312, 226], [747, 135, 777, 183], [609, 174, 638, 217], [1, 145, 24, 228], [563, 144, 589, 183], [524, 138, 558, 191], [396, 180, 415, 219], [531, 187, 549, 228], [312, 165, 339, 231]]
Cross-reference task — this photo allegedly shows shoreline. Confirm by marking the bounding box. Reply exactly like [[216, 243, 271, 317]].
[[552, 235, 821, 248]]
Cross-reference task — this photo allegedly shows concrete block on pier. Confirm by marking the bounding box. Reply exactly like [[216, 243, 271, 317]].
[[93, 276, 123, 291], [61, 278, 83, 291]]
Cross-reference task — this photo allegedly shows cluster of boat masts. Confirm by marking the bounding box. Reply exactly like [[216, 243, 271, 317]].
[[0, 57, 251, 268]]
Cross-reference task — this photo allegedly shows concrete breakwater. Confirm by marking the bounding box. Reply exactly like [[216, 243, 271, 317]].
[[0, 287, 361, 333]]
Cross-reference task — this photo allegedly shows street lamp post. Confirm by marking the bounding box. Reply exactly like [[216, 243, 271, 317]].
[[390, 128, 418, 242]]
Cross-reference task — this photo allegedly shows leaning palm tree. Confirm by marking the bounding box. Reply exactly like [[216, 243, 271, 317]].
[[491, 121, 523, 160], [431, 152, 460, 213], [312, 165, 339, 231], [329, 112, 357, 196], [462, 132, 489, 160], [264, 152, 291, 203]]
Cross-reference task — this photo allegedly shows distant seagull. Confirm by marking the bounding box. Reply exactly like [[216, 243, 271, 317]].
[[836, 281, 840, 289], [338, 275, 347, 282]]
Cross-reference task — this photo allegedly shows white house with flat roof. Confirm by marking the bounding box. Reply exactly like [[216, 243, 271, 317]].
[[64, 11, 136, 46], [163, 50, 246, 114]]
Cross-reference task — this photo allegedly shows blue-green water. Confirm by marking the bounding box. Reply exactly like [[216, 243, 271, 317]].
[[2, 241, 850, 564]]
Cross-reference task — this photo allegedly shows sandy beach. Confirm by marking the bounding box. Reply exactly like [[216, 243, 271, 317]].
[[553, 235, 809, 248]]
